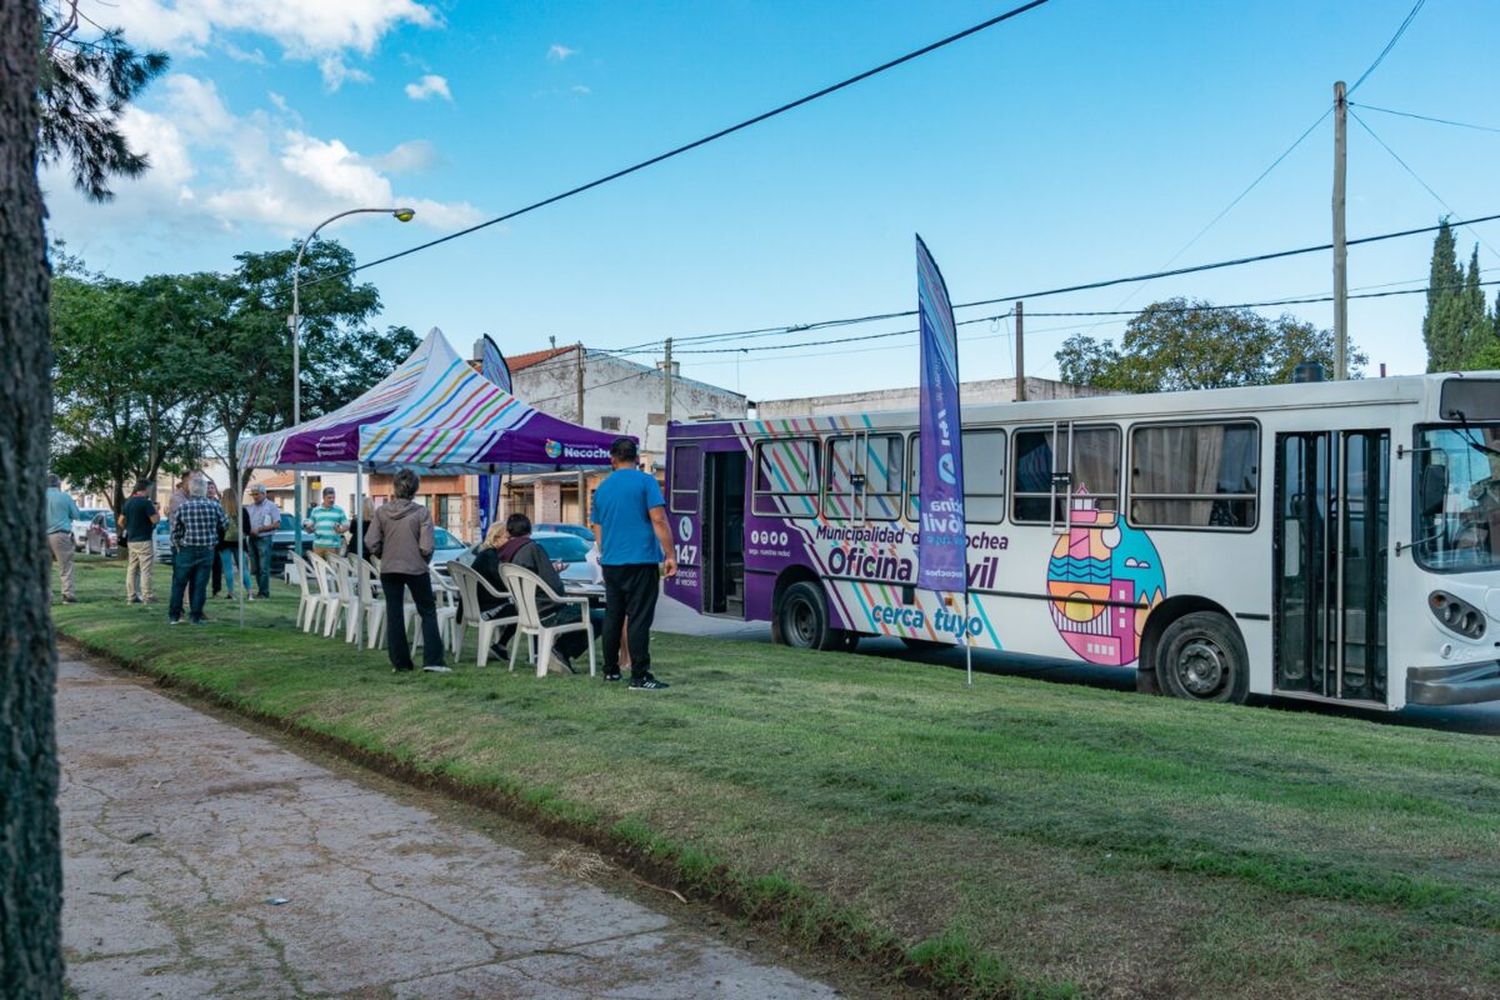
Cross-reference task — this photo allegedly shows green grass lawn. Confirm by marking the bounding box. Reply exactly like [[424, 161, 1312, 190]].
[[52, 558, 1500, 998]]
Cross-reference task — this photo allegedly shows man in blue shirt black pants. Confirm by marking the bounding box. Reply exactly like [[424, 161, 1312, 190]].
[[591, 437, 677, 689]]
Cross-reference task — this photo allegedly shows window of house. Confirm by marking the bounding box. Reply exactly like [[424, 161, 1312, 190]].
[[752, 439, 820, 517], [1129, 422, 1259, 529], [1012, 425, 1120, 523], [907, 430, 1007, 523], [669, 445, 701, 513], [600, 415, 621, 431], [824, 434, 903, 520]]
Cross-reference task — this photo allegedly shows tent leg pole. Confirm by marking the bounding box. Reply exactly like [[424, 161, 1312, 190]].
[[355, 463, 364, 652], [236, 466, 245, 630]]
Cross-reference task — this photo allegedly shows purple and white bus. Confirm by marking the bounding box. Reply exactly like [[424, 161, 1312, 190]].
[[664, 373, 1500, 708]]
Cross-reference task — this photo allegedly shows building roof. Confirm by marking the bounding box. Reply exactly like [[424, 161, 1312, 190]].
[[507, 345, 576, 372]]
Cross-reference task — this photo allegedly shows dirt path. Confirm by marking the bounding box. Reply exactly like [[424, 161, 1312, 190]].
[[57, 652, 845, 998]]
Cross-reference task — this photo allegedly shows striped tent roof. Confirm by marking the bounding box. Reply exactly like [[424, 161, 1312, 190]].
[[237, 329, 620, 474]]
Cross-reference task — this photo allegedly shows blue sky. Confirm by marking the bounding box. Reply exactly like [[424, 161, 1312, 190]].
[[47, 0, 1500, 402]]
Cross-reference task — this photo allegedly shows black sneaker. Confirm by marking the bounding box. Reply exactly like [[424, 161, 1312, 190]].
[[628, 675, 669, 691], [130, 596, 142, 605], [604, 671, 622, 682]]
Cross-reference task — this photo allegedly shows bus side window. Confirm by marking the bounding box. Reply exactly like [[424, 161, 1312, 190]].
[[908, 430, 1006, 523], [669, 445, 701, 514], [753, 439, 820, 518]]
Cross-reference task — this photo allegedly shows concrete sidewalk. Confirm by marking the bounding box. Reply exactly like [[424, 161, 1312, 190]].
[[57, 653, 841, 998]]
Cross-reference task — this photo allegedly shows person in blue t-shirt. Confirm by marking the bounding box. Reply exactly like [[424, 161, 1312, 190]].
[[590, 437, 677, 689]]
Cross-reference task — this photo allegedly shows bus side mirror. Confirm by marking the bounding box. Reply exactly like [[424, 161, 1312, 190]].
[[1420, 465, 1447, 518]]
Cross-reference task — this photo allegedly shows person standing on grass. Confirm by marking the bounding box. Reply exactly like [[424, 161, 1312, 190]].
[[45, 473, 81, 604], [168, 474, 227, 626], [305, 486, 347, 559], [244, 483, 280, 599], [119, 480, 159, 604], [591, 437, 676, 690], [366, 469, 448, 674], [213, 490, 250, 600]]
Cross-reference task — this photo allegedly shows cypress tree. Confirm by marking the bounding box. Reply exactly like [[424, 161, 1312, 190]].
[[1421, 219, 1462, 371]]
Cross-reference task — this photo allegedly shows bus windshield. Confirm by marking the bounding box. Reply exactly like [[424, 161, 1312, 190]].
[[1415, 423, 1500, 571]]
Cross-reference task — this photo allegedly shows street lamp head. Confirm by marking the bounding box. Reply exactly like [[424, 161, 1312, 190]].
[[392, 207, 416, 223]]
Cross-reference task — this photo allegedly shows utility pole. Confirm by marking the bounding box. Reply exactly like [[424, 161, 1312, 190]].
[[1333, 80, 1348, 380], [1014, 300, 1026, 401], [575, 343, 587, 523], [662, 337, 674, 425]]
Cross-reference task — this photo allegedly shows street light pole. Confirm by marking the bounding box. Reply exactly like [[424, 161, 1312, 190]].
[[288, 206, 414, 556]]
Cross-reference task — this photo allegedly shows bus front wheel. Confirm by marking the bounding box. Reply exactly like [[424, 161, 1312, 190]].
[[1156, 612, 1249, 704], [776, 581, 843, 651]]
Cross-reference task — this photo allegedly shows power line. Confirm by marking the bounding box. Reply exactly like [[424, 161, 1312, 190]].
[[1351, 102, 1500, 135], [305, 0, 1054, 290], [658, 278, 1500, 357], [598, 211, 1500, 355], [1351, 111, 1500, 262], [1348, 0, 1428, 95]]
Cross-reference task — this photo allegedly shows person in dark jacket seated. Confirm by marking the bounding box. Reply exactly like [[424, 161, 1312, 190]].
[[485, 513, 596, 671]]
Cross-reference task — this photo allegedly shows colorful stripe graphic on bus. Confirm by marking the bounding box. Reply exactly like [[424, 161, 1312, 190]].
[[1045, 494, 1166, 666]]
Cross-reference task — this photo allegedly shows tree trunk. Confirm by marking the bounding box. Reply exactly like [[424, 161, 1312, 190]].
[[0, 0, 65, 996]]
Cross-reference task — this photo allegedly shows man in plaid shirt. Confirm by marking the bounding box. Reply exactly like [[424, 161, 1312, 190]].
[[168, 474, 228, 625]]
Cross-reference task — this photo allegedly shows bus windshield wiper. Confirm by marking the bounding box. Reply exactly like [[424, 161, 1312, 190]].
[[1451, 409, 1500, 457]]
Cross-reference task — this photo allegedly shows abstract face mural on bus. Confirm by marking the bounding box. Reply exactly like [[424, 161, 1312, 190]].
[[1045, 494, 1167, 666]]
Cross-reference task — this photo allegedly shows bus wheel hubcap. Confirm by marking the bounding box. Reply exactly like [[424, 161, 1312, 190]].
[[791, 601, 816, 645], [1178, 639, 1226, 696]]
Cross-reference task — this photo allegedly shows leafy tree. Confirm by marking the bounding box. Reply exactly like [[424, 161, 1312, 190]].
[[199, 240, 418, 495], [1, 0, 64, 995], [1055, 298, 1365, 393], [49, 261, 215, 512], [38, 0, 168, 200]]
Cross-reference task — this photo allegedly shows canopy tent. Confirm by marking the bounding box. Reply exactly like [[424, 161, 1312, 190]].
[[231, 328, 622, 652], [237, 328, 620, 474]]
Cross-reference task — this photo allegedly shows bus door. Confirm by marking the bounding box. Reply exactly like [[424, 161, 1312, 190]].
[[1273, 430, 1390, 703], [702, 450, 747, 616]]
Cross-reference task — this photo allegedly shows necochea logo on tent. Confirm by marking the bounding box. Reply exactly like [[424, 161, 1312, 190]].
[[545, 439, 563, 459]]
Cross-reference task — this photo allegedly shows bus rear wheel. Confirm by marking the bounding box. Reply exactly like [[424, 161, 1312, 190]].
[[776, 581, 842, 651], [1156, 612, 1249, 704]]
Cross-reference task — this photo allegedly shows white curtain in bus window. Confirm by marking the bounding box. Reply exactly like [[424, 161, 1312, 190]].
[[907, 431, 1007, 523], [669, 445, 701, 513], [1130, 422, 1258, 528], [825, 435, 903, 520], [753, 439, 820, 517], [1012, 426, 1119, 522]]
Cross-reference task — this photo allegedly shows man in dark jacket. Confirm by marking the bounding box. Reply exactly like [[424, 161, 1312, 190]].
[[489, 513, 593, 670]]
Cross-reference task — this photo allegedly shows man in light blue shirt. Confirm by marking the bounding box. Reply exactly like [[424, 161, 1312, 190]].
[[45, 474, 82, 603], [591, 437, 676, 689]]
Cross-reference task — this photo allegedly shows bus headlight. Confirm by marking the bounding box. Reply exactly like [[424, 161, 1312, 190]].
[[1429, 591, 1486, 640]]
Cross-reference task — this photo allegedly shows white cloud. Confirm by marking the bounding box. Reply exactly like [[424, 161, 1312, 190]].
[[319, 55, 374, 92], [99, 0, 440, 86], [547, 44, 577, 61], [570, 84, 591, 96], [367, 140, 437, 174], [44, 74, 480, 239], [404, 74, 451, 101]]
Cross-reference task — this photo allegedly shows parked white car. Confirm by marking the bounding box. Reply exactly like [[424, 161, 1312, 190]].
[[71, 508, 110, 550]]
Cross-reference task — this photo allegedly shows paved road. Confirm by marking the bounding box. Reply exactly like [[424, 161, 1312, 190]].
[[58, 653, 844, 998], [654, 598, 1500, 736]]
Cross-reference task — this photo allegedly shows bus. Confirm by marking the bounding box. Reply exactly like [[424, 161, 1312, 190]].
[[662, 372, 1500, 709]]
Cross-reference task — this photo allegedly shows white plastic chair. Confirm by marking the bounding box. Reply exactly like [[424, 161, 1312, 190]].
[[348, 557, 383, 646], [289, 552, 316, 631], [325, 555, 364, 642], [447, 562, 519, 667], [304, 554, 341, 635], [499, 563, 596, 678]]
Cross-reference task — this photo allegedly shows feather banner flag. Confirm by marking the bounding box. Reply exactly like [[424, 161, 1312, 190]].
[[915, 235, 967, 595]]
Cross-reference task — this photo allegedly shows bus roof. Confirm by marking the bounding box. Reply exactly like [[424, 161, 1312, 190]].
[[672, 372, 1500, 437]]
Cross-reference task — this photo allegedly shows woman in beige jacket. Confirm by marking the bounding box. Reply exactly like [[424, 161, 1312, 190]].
[[366, 470, 449, 673]]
